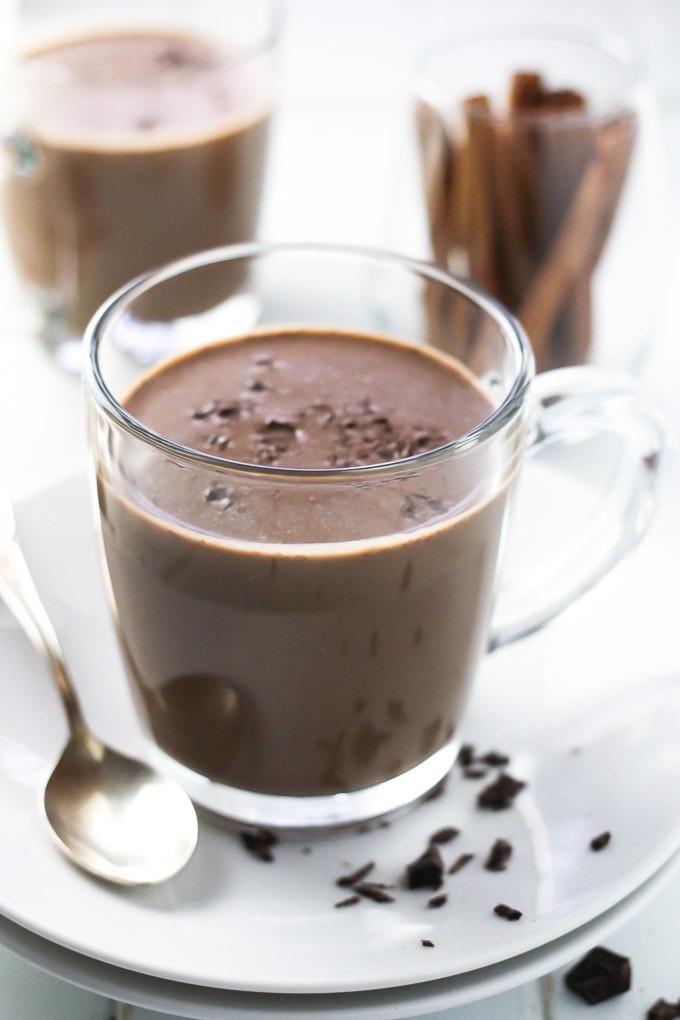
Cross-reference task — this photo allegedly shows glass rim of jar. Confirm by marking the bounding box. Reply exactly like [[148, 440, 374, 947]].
[[84, 241, 534, 480], [414, 23, 649, 130]]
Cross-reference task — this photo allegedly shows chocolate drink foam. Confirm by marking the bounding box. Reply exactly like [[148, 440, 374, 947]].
[[95, 328, 512, 797]]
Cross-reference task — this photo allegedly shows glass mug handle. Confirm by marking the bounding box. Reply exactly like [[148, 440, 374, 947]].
[[1, 130, 40, 178], [489, 367, 667, 651]]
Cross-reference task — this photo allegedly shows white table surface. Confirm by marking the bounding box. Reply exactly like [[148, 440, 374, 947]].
[[1, 1, 680, 1017]]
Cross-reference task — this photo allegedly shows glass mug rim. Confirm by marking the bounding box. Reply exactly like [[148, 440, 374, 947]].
[[11, 0, 284, 64], [414, 23, 648, 130], [84, 241, 533, 480]]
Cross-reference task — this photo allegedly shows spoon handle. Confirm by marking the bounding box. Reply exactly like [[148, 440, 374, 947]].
[[0, 487, 85, 735]]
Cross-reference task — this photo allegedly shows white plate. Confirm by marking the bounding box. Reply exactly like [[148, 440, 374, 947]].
[[2, 850, 679, 1019], [1, 475, 680, 996]]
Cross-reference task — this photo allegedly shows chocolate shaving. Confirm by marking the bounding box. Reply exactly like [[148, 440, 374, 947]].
[[480, 751, 510, 767], [334, 895, 361, 909], [421, 939, 435, 948], [494, 903, 523, 921], [191, 401, 217, 420], [647, 999, 680, 1020], [240, 827, 278, 862], [429, 826, 460, 845], [354, 882, 395, 904], [405, 844, 445, 890], [336, 861, 375, 887], [477, 772, 526, 810], [484, 838, 513, 872], [448, 852, 475, 875], [564, 946, 632, 1004], [590, 831, 611, 851], [427, 893, 448, 909], [457, 744, 476, 768]]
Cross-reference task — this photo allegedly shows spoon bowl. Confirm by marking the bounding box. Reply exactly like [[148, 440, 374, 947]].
[[0, 479, 198, 885], [44, 732, 198, 885]]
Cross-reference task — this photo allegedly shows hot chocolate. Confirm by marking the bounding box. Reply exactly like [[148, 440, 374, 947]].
[[2, 29, 271, 333], [95, 328, 509, 797]]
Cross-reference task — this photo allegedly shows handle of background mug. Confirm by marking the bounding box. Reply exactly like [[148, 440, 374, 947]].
[[488, 366, 668, 652], [1, 130, 40, 178]]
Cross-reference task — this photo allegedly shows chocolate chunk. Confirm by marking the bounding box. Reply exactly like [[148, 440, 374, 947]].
[[429, 826, 459, 845], [427, 893, 448, 908], [240, 827, 278, 862], [457, 744, 476, 767], [463, 765, 488, 779], [457, 745, 510, 771], [480, 751, 510, 767], [590, 831, 611, 851], [354, 882, 395, 903], [259, 418, 297, 436], [564, 946, 632, 1004], [647, 999, 680, 1019], [448, 851, 475, 875], [494, 903, 522, 921], [216, 402, 240, 418], [477, 772, 526, 810], [421, 939, 435, 948], [191, 401, 217, 419], [334, 895, 361, 909], [484, 838, 513, 872], [336, 861, 375, 887], [405, 844, 445, 890]]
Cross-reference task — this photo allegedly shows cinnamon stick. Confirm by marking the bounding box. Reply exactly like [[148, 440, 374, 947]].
[[416, 68, 637, 371], [518, 115, 636, 362]]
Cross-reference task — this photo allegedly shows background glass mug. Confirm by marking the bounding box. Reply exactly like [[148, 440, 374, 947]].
[[0, 0, 279, 371], [414, 26, 671, 375], [84, 243, 665, 828]]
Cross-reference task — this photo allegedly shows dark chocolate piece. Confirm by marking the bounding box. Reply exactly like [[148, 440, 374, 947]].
[[336, 861, 375, 887], [647, 999, 680, 1019], [480, 751, 510, 767], [494, 903, 522, 921], [334, 895, 361, 909], [354, 882, 395, 904], [428, 893, 448, 908], [590, 831, 611, 851], [429, 826, 460, 845], [448, 852, 475, 875], [477, 772, 526, 810], [405, 844, 445, 890], [240, 827, 278, 862], [564, 946, 632, 1004], [457, 744, 476, 767], [463, 765, 488, 779], [485, 838, 513, 872], [421, 939, 435, 947]]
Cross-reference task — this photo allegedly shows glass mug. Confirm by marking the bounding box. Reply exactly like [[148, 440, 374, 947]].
[[0, 0, 280, 371], [83, 243, 665, 828], [414, 27, 671, 375]]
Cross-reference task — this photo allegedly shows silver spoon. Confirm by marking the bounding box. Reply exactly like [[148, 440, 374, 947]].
[[0, 480, 198, 885]]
